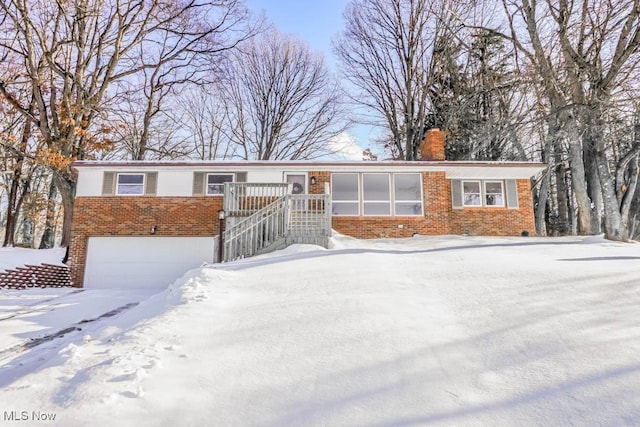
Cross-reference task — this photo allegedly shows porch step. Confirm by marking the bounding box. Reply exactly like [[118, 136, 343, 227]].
[[221, 183, 331, 262]]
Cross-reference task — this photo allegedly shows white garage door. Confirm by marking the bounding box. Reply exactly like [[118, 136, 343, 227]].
[[84, 236, 216, 289]]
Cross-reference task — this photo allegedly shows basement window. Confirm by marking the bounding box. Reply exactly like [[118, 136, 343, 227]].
[[206, 174, 234, 195], [116, 173, 145, 195]]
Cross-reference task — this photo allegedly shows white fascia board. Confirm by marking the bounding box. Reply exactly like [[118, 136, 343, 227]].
[[73, 161, 548, 178], [443, 165, 547, 179]]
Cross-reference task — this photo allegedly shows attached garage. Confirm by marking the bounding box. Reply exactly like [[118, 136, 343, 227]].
[[84, 237, 216, 289]]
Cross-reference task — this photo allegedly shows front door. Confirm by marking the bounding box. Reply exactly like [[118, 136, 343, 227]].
[[284, 173, 306, 194], [285, 173, 307, 211]]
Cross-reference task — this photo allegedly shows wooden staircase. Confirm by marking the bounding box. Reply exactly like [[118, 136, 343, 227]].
[[219, 183, 331, 262]]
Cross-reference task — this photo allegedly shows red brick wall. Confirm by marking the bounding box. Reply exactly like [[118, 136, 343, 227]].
[[420, 129, 446, 161], [448, 179, 535, 236], [69, 196, 223, 286], [305, 171, 535, 239]]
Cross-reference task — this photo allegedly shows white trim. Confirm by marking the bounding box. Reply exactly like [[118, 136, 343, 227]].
[[74, 162, 546, 179]]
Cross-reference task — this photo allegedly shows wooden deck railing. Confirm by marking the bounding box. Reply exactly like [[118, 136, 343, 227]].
[[223, 182, 290, 217], [220, 185, 331, 262], [222, 197, 287, 262]]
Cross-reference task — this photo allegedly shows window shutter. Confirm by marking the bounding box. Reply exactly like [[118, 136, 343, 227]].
[[235, 172, 247, 182], [506, 179, 519, 209], [102, 172, 116, 195], [145, 172, 158, 195], [193, 172, 205, 195], [451, 179, 463, 209]]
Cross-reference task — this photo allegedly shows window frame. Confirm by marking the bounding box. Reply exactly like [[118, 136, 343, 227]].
[[331, 173, 360, 216], [206, 173, 235, 196], [484, 180, 505, 207], [115, 173, 145, 196], [330, 172, 424, 217], [362, 173, 391, 216], [392, 173, 424, 216], [461, 180, 482, 207]]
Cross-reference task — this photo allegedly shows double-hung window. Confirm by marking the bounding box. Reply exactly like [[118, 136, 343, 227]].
[[362, 173, 391, 215], [206, 174, 234, 195], [462, 181, 482, 206], [484, 181, 505, 207], [460, 180, 505, 207], [116, 173, 145, 195], [332, 173, 360, 215]]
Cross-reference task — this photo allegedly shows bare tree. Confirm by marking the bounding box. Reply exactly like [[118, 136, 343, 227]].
[[107, 89, 190, 160], [177, 87, 238, 160], [501, 0, 640, 240], [335, 0, 468, 160], [0, 0, 256, 246], [220, 30, 349, 160], [0, 89, 39, 246]]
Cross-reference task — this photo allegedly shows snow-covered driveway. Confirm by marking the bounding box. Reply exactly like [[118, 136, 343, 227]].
[[1, 235, 639, 426], [0, 288, 156, 386]]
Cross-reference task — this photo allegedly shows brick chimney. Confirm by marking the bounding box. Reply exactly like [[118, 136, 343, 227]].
[[419, 128, 446, 161]]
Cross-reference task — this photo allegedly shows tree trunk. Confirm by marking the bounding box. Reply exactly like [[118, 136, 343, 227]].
[[39, 178, 58, 249], [564, 113, 593, 234], [553, 143, 569, 234], [3, 177, 26, 247], [595, 150, 626, 240], [53, 172, 76, 248], [535, 127, 553, 236], [585, 149, 603, 234], [2, 118, 32, 247], [535, 174, 550, 236]]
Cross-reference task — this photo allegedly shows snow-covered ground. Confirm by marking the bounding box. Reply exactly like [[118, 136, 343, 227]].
[[1, 234, 639, 426], [0, 247, 66, 272]]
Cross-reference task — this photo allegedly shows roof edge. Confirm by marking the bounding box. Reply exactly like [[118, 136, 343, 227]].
[[72, 159, 548, 168]]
